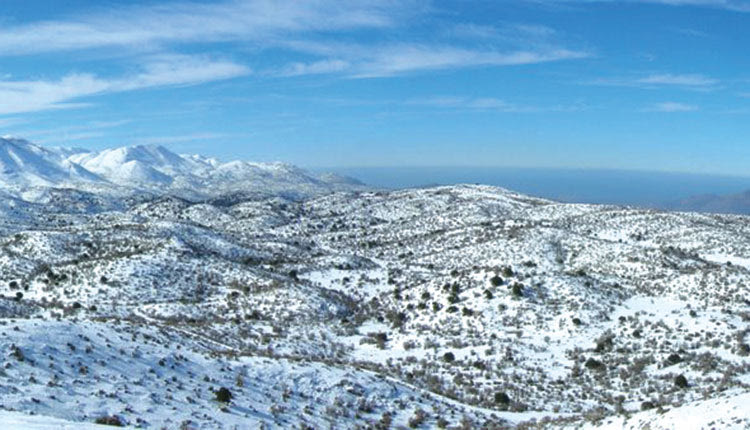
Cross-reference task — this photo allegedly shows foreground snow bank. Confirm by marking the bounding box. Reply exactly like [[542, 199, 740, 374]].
[[0, 410, 128, 430]]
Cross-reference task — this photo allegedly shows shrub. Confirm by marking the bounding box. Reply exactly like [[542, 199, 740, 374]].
[[215, 387, 232, 403], [408, 409, 427, 428], [443, 352, 455, 363], [376, 412, 392, 429], [594, 332, 615, 352], [502, 267, 514, 278], [494, 392, 511, 405], [490, 275, 503, 287], [94, 415, 124, 427], [666, 353, 682, 365], [674, 374, 688, 388], [511, 283, 524, 297], [10, 345, 24, 362], [585, 358, 605, 371]]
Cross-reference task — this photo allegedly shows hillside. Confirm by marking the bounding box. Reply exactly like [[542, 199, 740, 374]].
[[0, 176, 747, 428]]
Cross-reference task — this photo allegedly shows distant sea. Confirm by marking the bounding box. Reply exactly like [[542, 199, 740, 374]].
[[317, 167, 750, 208]]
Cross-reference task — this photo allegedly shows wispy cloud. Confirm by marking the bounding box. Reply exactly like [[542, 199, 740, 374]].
[[280, 59, 351, 77], [532, 0, 750, 12], [0, 55, 249, 115], [407, 96, 540, 112], [407, 96, 586, 113], [589, 73, 719, 90], [278, 42, 589, 78], [636, 73, 719, 87], [0, 0, 405, 56], [0, 0, 589, 115], [647, 101, 699, 112], [350, 46, 589, 78]]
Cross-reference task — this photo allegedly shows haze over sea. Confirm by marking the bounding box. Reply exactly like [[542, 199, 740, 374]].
[[321, 167, 750, 208]]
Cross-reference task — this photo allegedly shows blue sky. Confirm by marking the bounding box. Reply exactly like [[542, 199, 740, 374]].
[[1, 0, 749, 175]]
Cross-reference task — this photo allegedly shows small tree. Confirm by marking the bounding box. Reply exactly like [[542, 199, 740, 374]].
[[490, 275, 503, 287], [511, 283, 524, 297], [215, 387, 232, 403], [674, 374, 688, 388], [494, 392, 511, 405]]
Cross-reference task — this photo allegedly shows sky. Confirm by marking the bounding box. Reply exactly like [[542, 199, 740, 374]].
[[1, 0, 749, 175]]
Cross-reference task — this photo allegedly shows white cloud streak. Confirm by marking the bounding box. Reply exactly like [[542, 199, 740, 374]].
[[407, 96, 586, 113], [0, 0, 589, 115], [589, 73, 719, 89], [647, 102, 699, 112], [0, 0, 404, 56], [0, 56, 250, 115], [534, 0, 750, 12], [350, 46, 589, 78], [636, 73, 719, 86]]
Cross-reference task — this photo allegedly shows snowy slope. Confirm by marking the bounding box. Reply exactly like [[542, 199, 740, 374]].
[[0, 137, 101, 187], [0, 142, 747, 429], [0, 410, 130, 430]]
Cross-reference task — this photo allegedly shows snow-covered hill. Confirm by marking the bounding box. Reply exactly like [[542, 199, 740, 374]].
[[0, 142, 747, 428]]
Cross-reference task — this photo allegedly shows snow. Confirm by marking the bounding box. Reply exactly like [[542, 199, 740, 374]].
[[703, 252, 750, 270], [0, 138, 369, 201], [0, 135, 747, 429], [573, 390, 750, 430], [0, 410, 127, 430]]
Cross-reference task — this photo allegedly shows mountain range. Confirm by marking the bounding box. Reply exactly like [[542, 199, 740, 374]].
[[0, 136, 365, 201]]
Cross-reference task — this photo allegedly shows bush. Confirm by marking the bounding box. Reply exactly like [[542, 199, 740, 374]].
[[494, 392, 511, 405], [443, 352, 455, 363], [502, 267, 514, 278], [674, 374, 688, 388], [408, 408, 427, 428], [94, 415, 124, 427], [215, 387, 232, 403], [584, 358, 605, 371], [489, 275, 503, 287], [511, 283, 524, 297]]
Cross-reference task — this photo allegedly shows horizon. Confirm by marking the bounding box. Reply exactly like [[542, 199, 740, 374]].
[[1, 1, 749, 176], [3, 134, 750, 208]]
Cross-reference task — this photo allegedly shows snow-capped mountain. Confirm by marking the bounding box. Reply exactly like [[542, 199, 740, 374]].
[[0, 137, 102, 187], [0, 137, 366, 201]]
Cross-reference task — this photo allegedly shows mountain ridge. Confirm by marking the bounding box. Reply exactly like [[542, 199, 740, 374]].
[[0, 136, 368, 201]]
